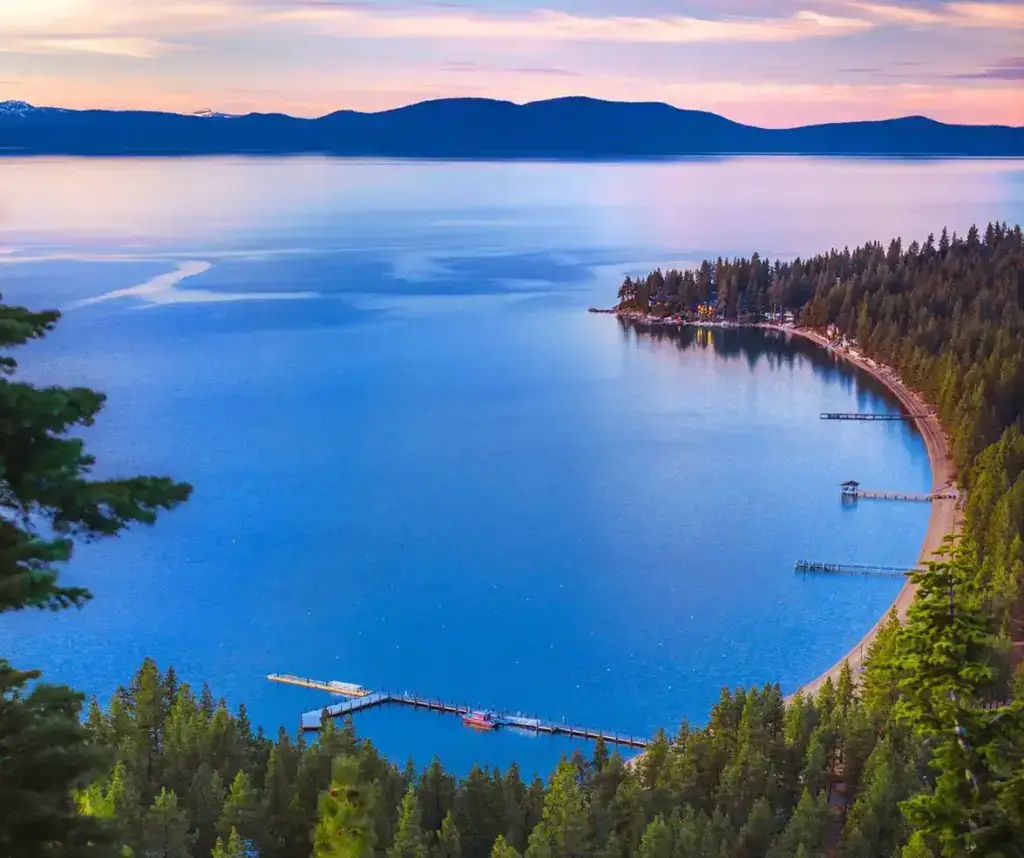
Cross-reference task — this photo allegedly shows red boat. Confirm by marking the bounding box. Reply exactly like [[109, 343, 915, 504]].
[[462, 710, 497, 730]]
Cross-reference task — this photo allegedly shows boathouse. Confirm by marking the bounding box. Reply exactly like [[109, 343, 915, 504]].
[[840, 480, 860, 496]]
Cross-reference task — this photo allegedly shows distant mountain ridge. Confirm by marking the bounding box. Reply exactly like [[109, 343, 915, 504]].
[[1, 96, 1021, 157]]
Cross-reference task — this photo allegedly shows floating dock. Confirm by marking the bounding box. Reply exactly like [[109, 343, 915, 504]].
[[267, 674, 370, 697], [820, 412, 924, 421], [275, 677, 650, 749], [795, 560, 916, 578]]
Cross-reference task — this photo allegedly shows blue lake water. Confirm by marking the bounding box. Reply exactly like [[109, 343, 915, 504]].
[[1, 156, 1021, 777]]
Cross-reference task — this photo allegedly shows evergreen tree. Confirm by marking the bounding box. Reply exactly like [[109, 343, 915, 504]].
[[893, 538, 1024, 852], [501, 762, 530, 853], [736, 797, 776, 858], [138, 788, 196, 858], [454, 765, 504, 858], [1, 662, 119, 858], [389, 786, 429, 858], [217, 770, 261, 845], [434, 811, 461, 858], [418, 758, 457, 836], [491, 835, 522, 858], [900, 831, 936, 858], [525, 760, 590, 858], [210, 828, 246, 858], [0, 297, 190, 857], [185, 763, 225, 858], [312, 756, 377, 858], [768, 789, 829, 858], [635, 815, 672, 858]]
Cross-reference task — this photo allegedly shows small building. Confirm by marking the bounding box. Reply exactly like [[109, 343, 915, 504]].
[[840, 480, 860, 495], [696, 303, 716, 321]]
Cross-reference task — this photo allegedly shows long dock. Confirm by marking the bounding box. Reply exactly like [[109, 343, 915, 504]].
[[846, 489, 956, 502], [820, 412, 924, 421], [795, 560, 916, 578], [288, 683, 650, 749]]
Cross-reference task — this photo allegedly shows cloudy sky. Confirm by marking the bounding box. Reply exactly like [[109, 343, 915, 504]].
[[1, 0, 1021, 126]]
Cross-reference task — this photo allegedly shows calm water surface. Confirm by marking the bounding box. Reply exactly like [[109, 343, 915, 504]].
[[1, 156, 1021, 776]]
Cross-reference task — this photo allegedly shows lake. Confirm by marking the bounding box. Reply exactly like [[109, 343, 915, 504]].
[[1, 156, 1021, 777]]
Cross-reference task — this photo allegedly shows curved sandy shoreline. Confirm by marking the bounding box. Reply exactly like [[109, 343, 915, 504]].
[[783, 326, 960, 699], [623, 320, 960, 764]]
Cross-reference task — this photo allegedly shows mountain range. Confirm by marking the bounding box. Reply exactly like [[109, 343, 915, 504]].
[[1, 97, 1021, 158]]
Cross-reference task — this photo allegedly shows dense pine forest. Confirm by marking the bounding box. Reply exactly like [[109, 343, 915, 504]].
[[2, 221, 1023, 858]]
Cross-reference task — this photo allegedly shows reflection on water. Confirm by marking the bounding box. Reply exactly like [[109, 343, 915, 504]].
[[620, 320, 898, 402]]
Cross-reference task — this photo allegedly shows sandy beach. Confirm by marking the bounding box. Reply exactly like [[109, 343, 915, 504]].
[[782, 326, 961, 699]]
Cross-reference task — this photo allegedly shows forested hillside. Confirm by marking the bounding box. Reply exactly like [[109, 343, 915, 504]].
[[2, 222, 1023, 858]]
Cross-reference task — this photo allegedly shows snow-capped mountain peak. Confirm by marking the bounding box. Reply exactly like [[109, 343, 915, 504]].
[[0, 100, 67, 117], [0, 100, 37, 115]]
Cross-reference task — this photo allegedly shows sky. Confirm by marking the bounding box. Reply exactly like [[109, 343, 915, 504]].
[[0, 0, 1021, 127]]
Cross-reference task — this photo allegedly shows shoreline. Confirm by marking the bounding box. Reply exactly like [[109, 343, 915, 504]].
[[779, 325, 960, 699], [612, 313, 960, 763]]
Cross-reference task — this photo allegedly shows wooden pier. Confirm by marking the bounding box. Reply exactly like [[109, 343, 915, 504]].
[[847, 489, 956, 502], [290, 685, 650, 750], [820, 412, 924, 421], [839, 481, 956, 503], [795, 560, 916, 578]]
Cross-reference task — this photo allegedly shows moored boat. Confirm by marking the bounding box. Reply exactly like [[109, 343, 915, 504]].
[[462, 710, 497, 730]]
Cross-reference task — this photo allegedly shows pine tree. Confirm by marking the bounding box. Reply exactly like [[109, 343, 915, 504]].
[[595, 831, 622, 858], [418, 758, 456, 836], [1, 662, 120, 858], [895, 537, 996, 736], [389, 786, 429, 858], [525, 760, 590, 858], [453, 765, 504, 858], [186, 763, 226, 858], [900, 831, 936, 858], [0, 298, 190, 857], [138, 788, 196, 858], [768, 789, 829, 858], [635, 815, 672, 858], [312, 756, 377, 858], [502, 762, 530, 853], [434, 811, 461, 858], [892, 537, 1024, 852], [211, 828, 247, 858], [491, 834, 522, 858], [217, 770, 261, 845], [736, 797, 776, 858]]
